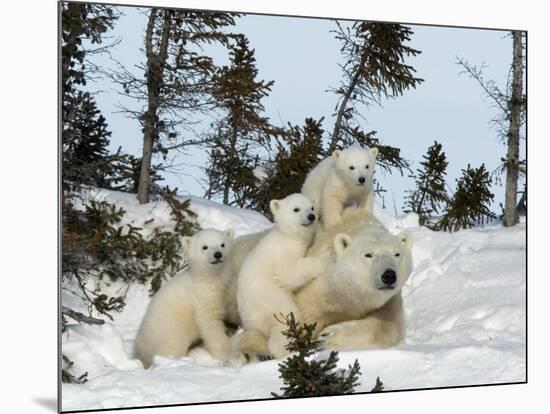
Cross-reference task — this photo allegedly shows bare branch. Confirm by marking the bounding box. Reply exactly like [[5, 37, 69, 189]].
[[456, 57, 510, 117], [62, 306, 105, 325]]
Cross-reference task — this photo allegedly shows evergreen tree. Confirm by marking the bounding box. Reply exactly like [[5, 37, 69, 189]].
[[438, 164, 496, 232], [272, 313, 364, 398], [62, 196, 199, 313], [204, 35, 284, 207], [405, 141, 449, 226], [205, 136, 261, 208], [329, 21, 423, 168], [112, 9, 240, 204], [61, 2, 119, 95], [61, 2, 121, 193], [250, 117, 325, 217], [61, 3, 124, 383], [112, 155, 164, 194], [63, 92, 122, 192]]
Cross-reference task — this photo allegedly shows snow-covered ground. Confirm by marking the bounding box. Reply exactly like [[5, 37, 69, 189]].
[[61, 189, 526, 412]]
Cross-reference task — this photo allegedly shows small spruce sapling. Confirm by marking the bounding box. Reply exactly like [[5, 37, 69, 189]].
[[272, 313, 383, 398], [405, 141, 449, 227], [438, 164, 496, 232]]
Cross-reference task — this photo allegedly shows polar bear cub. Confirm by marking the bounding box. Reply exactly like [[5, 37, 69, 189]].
[[134, 229, 240, 368], [237, 193, 328, 358], [302, 146, 378, 229]]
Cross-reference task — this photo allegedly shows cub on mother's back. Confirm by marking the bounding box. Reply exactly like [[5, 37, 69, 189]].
[[236, 193, 328, 359], [302, 146, 378, 229]]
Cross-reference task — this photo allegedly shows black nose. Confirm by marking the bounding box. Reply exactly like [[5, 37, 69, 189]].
[[214, 251, 222, 260], [308, 214, 315, 222], [381, 269, 396, 286], [359, 176, 365, 184]]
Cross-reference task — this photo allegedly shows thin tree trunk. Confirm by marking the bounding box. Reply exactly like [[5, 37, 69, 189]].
[[222, 180, 230, 205], [516, 184, 526, 216], [503, 31, 523, 226], [137, 9, 171, 204], [328, 66, 362, 154], [223, 124, 239, 205]]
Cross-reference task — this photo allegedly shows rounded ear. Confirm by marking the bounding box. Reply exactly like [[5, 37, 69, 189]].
[[332, 149, 342, 160], [370, 147, 379, 159], [225, 229, 234, 240], [398, 230, 412, 250], [182, 236, 193, 249], [269, 199, 281, 215], [334, 233, 352, 258]]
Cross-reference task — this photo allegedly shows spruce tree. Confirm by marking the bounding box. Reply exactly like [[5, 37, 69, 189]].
[[272, 313, 364, 398], [112, 155, 164, 194], [63, 92, 121, 192], [60, 4, 203, 381], [328, 21, 423, 176], [62, 195, 198, 309], [250, 117, 325, 217], [61, 2, 121, 193], [405, 141, 449, 226], [111, 9, 240, 204], [438, 164, 496, 232], [204, 35, 284, 207], [61, 2, 119, 96]]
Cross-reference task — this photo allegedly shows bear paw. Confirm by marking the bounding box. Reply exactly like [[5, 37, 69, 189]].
[[318, 324, 349, 350], [221, 352, 248, 368]]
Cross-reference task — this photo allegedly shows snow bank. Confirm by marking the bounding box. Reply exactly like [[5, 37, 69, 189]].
[[373, 201, 419, 232], [75, 188, 272, 237], [62, 191, 525, 411]]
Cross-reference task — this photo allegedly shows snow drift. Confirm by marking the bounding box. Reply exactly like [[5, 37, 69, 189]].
[[61, 189, 526, 411]]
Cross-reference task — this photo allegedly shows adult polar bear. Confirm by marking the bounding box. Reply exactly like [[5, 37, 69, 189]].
[[302, 146, 378, 229], [233, 208, 413, 357]]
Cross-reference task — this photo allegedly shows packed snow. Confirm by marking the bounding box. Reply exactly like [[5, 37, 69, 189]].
[[62, 189, 526, 412]]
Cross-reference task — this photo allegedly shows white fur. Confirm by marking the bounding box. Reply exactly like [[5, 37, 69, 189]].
[[302, 146, 378, 228], [134, 229, 244, 368], [234, 209, 414, 358], [300, 209, 413, 349], [236, 194, 328, 358]]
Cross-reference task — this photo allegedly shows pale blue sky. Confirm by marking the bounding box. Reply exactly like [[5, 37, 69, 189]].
[[87, 6, 525, 213]]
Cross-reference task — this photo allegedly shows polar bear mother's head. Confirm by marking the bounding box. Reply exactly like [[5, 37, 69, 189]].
[[330, 228, 413, 309]]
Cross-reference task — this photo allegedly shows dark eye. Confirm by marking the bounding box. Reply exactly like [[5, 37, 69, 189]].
[[221, 243, 225, 248], [349, 166, 355, 170], [311, 207, 314, 210], [202, 245, 208, 250], [365, 253, 373, 258], [365, 165, 370, 169], [395, 253, 400, 257], [294, 208, 300, 212]]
